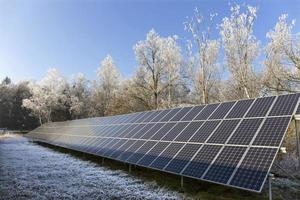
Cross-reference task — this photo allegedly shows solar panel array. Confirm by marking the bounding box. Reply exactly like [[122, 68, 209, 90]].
[[26, 93, 300, 192]]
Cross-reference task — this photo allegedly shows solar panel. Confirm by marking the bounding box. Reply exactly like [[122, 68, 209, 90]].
[[246, 96, 275, 117], [174, 121, 204, 142], [150, 143, 184, 170], [226, 99, 254, 119], [181, 105, 205, 121], [194, 103, 219, 120], [189, 120, 221, 143], [138, 142, 170, 167], [26, 93, 300, 193], [228, 118, 263, 145], [253, 117, 291, 146], [182, 145, 222, 178], [209, 101, 235, 119], [207, 120, 240, 144], [229, 147, 277, 191], [203, 146, 247, 184]]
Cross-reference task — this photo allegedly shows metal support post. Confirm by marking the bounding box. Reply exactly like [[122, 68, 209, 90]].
[[269, 173, 274, 200], [102, 158, 104, 166], [129, 164, 132, 173], [294, 119, 300, 169], [180, 176, 184, 188]]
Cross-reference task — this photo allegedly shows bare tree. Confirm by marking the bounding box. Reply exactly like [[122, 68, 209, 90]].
[[263, 14, 300, 94], [184, 8, 220, 104], [91, 55, 121, 116], [22, 68, 68, 124], [219, 4, 261, 99], [133, 29, 182, 109]]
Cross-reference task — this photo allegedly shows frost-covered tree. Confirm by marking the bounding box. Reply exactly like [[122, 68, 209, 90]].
[[90, 55, 121, 116], [69, 73, 90, 119], [133, 29, 183, 109], [219, 4, 261, 99], [22, 68, 68, 124], [263, 14, 300, 94], [184, 8, 220, 104]]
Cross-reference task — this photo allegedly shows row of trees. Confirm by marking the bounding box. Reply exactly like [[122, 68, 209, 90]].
[[0, 4, 299, 129]]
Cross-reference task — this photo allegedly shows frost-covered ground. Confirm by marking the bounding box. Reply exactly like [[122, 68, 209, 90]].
[[0, 134, 186, 200]]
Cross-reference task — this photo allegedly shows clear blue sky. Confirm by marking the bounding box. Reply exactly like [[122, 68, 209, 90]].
[[0, 0, 299, 82]]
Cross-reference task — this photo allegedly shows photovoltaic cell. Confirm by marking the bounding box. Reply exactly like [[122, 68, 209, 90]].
[[269, 93, 300, 116], [253, 117, 291, 146], [174, 121, 204, 142], [228, 118, 263, 145], [203, 146, 246, 184], [209, 102, 235, 119], [132, 123, 156, 139], [117, 140, 146, 161], [138, 142, 170, 167], [110, 140, 136, 158], [150, 143, 184, 170], [126, 141, 157, 164], [230, 148, 277, 191], [164, 143, 201, 174], [194, 104, 219, 120], [170, 107, 193, 121], [140, 123, 165, 139], [207, 120, 240, 144], [161, 122, 189, 141], [189, 120, 221, 143], [150, 123, 176, 140], [151, 109, 171, 122], [246, 96, 276, 117], [182, 145, 222, 178], [181, 105, 205, 121], [159, 108, 182, 122]]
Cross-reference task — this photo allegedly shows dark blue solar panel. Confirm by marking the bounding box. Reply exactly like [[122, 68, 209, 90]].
[[110, 140, 136, 159], [164, 144, 201, 174], [230, 148, 277, 191], [194, 104, 219, 120], [207, 120, 240, 144], [117, 140, 145, 161], [151, 109, 171, 122], [181, 105, 205, 121], [269, 93, 300, 116], [140, 123, 165, 139], [126, 141, 157, 164], [182, 145, 221, 178], [159, 108, 182, 122], [170, 107, 193, 121], [150, 123, 176, 140], [150, 143, 184, 170], [137, 142, 169, 167], [174, 121, 204, 142], [189, 120, 221, 143], [209, 102, 235, 119], [246, 96, 276, 117], [203, 146, 246, 184], [253, 117, 291, 146], [228, 118, 263, 145], [161, 122, 189, 141]]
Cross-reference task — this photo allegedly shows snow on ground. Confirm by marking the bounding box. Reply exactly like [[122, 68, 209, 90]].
[[0, 134, 186, 200]]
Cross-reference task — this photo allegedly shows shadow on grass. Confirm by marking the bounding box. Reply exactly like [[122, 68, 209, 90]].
[[35, 141, 268, 200]]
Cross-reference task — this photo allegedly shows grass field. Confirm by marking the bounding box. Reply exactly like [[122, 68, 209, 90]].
[[1, 134, 299, 200]]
